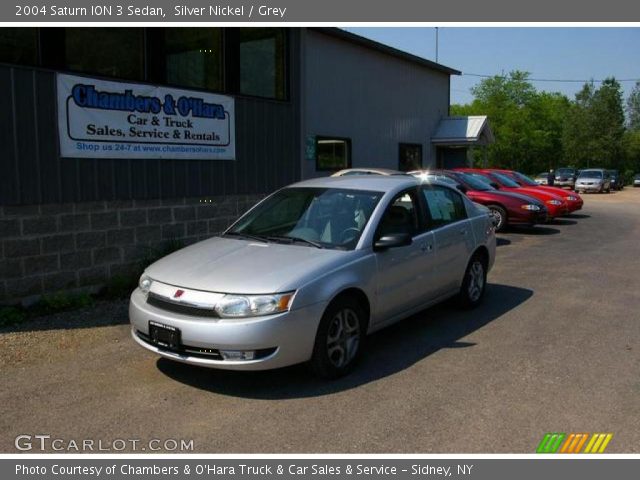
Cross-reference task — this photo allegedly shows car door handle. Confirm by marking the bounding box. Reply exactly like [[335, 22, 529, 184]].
[[421, 243, 433, 252], [459, 229, 467, 235]]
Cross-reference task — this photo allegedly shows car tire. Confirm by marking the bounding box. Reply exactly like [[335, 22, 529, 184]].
[[458, 253, 488, 309], [488, 205, 507, 232], [310, 296, 366, 379]]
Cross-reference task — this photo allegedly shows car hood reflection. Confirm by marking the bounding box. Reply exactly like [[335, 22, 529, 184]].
[[145, 236, 356, 294]]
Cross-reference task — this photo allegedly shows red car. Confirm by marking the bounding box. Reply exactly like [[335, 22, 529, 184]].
[[489, 169, 584, 213], [454, 168, 570, 218], [411, 170, 549, 231]]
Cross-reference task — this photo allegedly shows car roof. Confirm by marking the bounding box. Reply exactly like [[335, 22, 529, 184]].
[[331, 167, 406, 176], [291, 174, 420, 192]]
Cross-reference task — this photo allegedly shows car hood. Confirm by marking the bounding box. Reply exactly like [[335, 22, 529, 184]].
[[537, 186, 579, 198], [508, 186, 563, 201], [145, 236, 354, 294], [576, 178, 601, 183], [468, 189, 545, 205]]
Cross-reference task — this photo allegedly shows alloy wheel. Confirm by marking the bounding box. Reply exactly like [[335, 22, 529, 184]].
[[326, 308, 361, 368], [467, 261, 485, 303]]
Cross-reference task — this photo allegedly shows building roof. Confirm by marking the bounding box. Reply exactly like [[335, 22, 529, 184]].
[[312, 28, 462, 76], [431, 116, 495, 146]]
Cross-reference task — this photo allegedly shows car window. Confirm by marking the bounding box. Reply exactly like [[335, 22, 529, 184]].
[[376, 190, 420, 238], [229, 187, 382, 250], [421, 185, 467, 229]]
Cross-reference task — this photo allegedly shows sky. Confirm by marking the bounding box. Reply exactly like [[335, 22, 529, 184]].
[[344, 27, 640, 106]]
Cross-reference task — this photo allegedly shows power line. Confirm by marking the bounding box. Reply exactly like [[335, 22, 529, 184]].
[[463, 73, 640, 83]]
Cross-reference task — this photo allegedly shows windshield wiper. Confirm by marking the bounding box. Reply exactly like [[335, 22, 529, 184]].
[[266, 235, 324, 249], [222, 231, 269, 243]]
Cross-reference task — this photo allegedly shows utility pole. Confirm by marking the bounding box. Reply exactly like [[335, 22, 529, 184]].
[[435, 27, 439, 63]]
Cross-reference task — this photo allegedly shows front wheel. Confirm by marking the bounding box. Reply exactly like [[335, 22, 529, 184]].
[[488, 205, 507, 232], [310, 297, 365, 379], [458, 254, 487, 309]]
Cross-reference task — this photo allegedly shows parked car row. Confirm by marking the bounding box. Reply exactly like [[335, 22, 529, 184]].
[[131, 173, 497, 378], [534, 167, 626, 193], [408, 168, 582, 232]]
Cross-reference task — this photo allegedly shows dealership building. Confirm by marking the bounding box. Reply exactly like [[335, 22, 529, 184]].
[[0, 27, 492, 303]]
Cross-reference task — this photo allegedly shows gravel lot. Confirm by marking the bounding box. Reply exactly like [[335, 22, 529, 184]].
[[1, 188, 639, 453]]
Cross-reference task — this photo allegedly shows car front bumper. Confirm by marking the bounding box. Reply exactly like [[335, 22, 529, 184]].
[[575, 183, 603, 192], [129, 288, 326, 370], [554, 179, 575, 187], [508, 208, 548, 226]]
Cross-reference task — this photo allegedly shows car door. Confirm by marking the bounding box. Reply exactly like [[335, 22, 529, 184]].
[[373, 188, 437, 323], [420, 184, 475, 296]]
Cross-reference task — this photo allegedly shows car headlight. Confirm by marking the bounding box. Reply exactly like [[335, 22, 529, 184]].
[[215, 292, 295, 318], [139, 274, 153, 293], [566, 195, 578, 201], [547, 199, 563, 206], [521, 204, 541, 211]]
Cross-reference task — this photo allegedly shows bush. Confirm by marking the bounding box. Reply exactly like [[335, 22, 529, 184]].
[[35, 291, 94, 315], [0, 307, 27, 327]]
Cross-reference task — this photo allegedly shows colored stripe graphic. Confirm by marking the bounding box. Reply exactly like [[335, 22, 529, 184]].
[[536, 433, 566, 453], [538, 433, 613, 453]]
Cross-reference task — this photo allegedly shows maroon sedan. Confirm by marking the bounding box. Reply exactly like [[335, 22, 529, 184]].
[[411, 170, 548, 231]]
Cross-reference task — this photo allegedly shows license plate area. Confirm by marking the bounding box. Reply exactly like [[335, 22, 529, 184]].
[[148, 321, 182, 352]]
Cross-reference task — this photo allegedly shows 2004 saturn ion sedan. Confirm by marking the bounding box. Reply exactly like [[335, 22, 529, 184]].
[[130, 175, 496, 378]]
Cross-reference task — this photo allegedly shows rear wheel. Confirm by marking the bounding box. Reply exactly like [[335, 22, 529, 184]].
[[458, 254, 487, 308], [488, 205, 507, 232], [311, 296, 365, 379]]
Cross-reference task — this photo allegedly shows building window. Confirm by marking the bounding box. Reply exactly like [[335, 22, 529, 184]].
[[239, 28, 286, 99], [0, 28, 38, 65], [316, 137, 352, 171], [63, 28, 144, 80], [399, 143, 423, 172], [164, 28, 223, 91]]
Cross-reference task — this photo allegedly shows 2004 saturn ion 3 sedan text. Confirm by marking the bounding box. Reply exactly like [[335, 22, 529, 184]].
[[130, 176, 496, 378]]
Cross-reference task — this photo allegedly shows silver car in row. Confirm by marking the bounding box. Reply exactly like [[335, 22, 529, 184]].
[[130, 175, 496, 378]]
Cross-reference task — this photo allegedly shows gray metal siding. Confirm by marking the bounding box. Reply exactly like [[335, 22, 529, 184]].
[[0, 30, 301, 206], [302, 30, 450, 178]]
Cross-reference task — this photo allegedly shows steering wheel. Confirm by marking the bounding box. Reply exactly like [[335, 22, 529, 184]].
[[339, 227, 361, 244]]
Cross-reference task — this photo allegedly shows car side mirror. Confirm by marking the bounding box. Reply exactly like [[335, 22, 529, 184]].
[[490, 182, 500, 189], [374, 233, 413, 251], [456, 184, 468, 194]]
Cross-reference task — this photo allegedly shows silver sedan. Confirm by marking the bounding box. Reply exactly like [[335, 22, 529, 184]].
[[130, 176, 496, 378]]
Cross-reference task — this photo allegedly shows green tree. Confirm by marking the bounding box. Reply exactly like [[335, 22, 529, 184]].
[[452, 71, 570, 173], [563, 79, 625, 169], [627, 81, 640, 130]]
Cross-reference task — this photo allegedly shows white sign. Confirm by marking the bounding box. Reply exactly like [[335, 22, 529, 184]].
[[57, 73, 235, 160]]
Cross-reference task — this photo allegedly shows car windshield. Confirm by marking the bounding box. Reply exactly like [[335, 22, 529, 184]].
[[488, 172, 521, 188], [455, 172, 494, 191], [579, 170, 603, 179], [511, 172, 539, 186], [226, 187, 383, 250], [557, 168, 575, 176]]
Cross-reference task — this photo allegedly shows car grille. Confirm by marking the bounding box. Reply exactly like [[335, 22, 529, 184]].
[[135, 330, 277, 361], [136, 330, 224, 359], [147, 293, 220, 318]]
